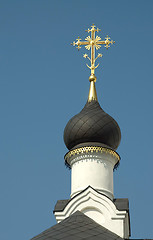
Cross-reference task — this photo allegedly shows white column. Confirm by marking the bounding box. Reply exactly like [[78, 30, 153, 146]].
[[67, 149, 119, 200]]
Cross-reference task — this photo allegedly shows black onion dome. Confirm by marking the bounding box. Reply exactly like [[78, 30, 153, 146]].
[[64, 100, 121, 150]]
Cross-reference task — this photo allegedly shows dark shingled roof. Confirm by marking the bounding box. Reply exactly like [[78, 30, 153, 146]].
[[64, 100, 121, 151], [31, 211, 123, 240], [54, 199, 69, 212]]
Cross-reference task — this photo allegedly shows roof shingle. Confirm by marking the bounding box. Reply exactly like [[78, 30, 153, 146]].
[[31, 211, 123, 240]]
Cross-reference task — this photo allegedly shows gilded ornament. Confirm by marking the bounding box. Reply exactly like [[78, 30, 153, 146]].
[[72, 24, 115, 79], [65, 146, 120, 162]]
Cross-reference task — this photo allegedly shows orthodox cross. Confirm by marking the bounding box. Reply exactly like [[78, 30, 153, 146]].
[[72, 24, 115, 82]]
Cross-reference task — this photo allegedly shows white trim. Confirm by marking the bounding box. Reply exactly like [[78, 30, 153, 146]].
[[54, 187, 130, 238]]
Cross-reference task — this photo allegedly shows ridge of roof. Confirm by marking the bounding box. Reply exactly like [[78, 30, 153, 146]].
[[31, 211, 123, 240]]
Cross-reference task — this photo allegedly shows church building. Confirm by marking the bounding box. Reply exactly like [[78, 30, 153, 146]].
[[31, 25, 145, 240]]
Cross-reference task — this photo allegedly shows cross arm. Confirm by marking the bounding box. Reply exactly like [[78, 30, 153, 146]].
[[78, 41, 89, 46], [97, 41, 106, 45], [98, 39, 115, 49], [72, 40, 89, 50]]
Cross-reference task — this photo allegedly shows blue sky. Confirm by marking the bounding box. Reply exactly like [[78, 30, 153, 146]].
[[0, 1, 153, 239]]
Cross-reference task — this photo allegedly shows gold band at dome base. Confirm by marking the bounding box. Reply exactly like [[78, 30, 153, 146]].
[[65, 146, 120, 163]]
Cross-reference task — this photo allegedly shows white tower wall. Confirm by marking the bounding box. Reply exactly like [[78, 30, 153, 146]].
[[66, 148, 119, 200], [55, 147, 130, 238]]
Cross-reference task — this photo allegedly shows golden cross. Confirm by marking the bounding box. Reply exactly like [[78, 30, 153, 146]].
[[72, 24, 115, 82]]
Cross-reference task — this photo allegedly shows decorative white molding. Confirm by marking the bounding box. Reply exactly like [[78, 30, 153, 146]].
[[54, 187, 130, 239]]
